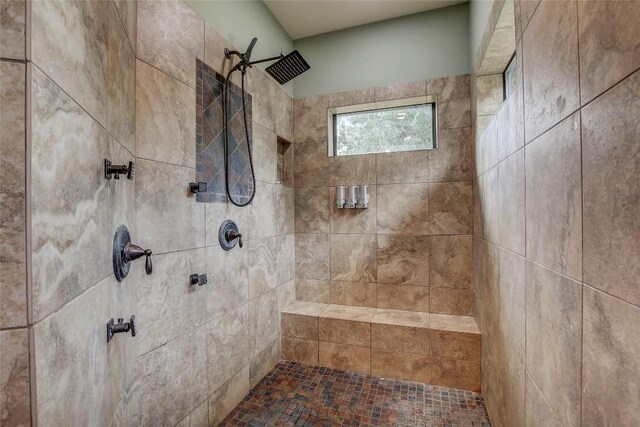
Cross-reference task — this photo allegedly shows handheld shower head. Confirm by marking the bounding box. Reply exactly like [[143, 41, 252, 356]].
[[245, 37, 258, 62]]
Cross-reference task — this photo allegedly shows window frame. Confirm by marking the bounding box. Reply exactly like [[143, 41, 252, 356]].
[[327, 95, 439, 157]]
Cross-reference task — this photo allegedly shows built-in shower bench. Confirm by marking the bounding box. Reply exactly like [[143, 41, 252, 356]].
[[280, 301, 481, 392]]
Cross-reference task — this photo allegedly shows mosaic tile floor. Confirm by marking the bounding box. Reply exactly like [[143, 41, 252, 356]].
[[220, 361, 491, 427]]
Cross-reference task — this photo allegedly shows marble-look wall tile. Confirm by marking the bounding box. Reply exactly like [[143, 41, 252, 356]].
[[281, 336, 318, 365], [582, 287, 640, 426], [330, 281, 377, 308], [203, 23, 238, 84], [476, 74, 503, 116], [318, 342, 370, 374], [282, 313, 318, 340], [377, 235, 429, 287], [498, 249, 525, 362], [374, 81, 426, 101], [248, 69, 276, 132], [526, 261, 582, 427], [293, 140, 329, 187], [429, 235, 472, 289], [248, 237, 278, 300], [205, 201, 249, 246], [107, 2, 135, 152], [295, 234, 330, 280], [276, 234, 295, 286], [0, 0, 25, 59], [496, 52, 524, 162], [426, 75, 471, 130], [136, 159, 204, 254], [522, 0, 579, 142], [186, 400, 208, 427], [377, 183, 429, 235], [524, 375, 562, 427], [208, 365, 249, 426], [498, 150, 525, 255], [371, 323, 429, 355], [376, 151, 429, 184], [481, 166, 500, 244], [247, 182, 277, 239], [329, 154, 376, 185], [430, 288, 474, 316], [207, 305, 250, 393], [319, 318, 370, 347], [113, 0, 136, 51], [428, 181, 473, 235], [582, 71, 639, 305], [135, 248, 206, 356], [296, 279, 330, 303], [249, 338, 279, 387], [136, 60, 194, 167], [295, 187, 329, 233], [502, 347, 526, 427], [430, 330, 481, 361], [330, 234, 377, 283], [205, 244, 248, 320], [578, 1, 640, 105], [477, 117, 498, 176], [0, 61, 26, 328], [34, 280, 117, 426], [136, 0, 203, 88], [31, 68, 110, 321], [329, 187, 377, 235], [430, 357, 480, 392], [276, 186, 294, 236], [252, 123, 277, 184], [327, 88, 375, 107], [32, 0, 108, 124], [377, 285, 429, 312], [140, 326, 208, 426], [525, 113, 582, 280], [0, 328, 30, 426], [275, 87, 293, 141], [293, 95, 328, 143], [249, 290, 278, 358], [429, 127, 473, 183], [277, 280, 296, 312], [371, 349, 430, 384], [514, 0, 540, 42]]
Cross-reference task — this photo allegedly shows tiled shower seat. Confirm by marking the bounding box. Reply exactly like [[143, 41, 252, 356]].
[[280, 301, 481, 392]]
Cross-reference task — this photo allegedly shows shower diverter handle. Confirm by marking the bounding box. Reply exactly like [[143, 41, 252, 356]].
[[225, 229, 243, 248], [123, 242, 153, 275]]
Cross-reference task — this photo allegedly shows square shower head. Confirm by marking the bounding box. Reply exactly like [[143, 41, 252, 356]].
[[265, 50, 310, 85]]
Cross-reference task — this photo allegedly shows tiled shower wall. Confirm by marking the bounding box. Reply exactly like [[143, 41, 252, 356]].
[[1, 0, 30, 425], [293, 77, 475, 316], [10, 0, 295, 425], [472, 1, 639, 426]]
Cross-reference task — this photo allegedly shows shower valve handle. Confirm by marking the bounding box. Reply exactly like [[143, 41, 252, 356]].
[[226, 230, 243, 248], [123, 243, 153, 275]]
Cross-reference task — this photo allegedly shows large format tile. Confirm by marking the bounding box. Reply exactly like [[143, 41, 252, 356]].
[[275, 87, 293, 141], [139, 327, 208, 426], [276, 234, 295, 286], [329, 186, 377, 234], [330, 234, 377, 283], [281, 336, 318, 365], [136, 159, 205, 254], [207, 305, 250, 393], [247, 182, 277, 239], [525, 113, 582, 280], [376, 183, 429, 235], [247, 69, 276, 132], [329, 154, 376, 185], [281, 313, 318, 340], [248, 237, 278, 300], [377, 235, 429, 287], [0, 61, 26, 328], [295, 234, 330, 280], [374, 80, 426, 101], [295, 187, 329, 233], [113, 0, 136, 51], [296, 279, 330, 303], [429, 235, 472, 289], [330, 281, 377, 308], [136, 60, 194, 167], [327, 88, 374, 107], [430, 330, 480, 361], [107, 2, 135, 152], [205, 244, 248, 320], [293, 140, 329, 187], [137, 0, 203, 88], [319, 318, 370, 347], [430, 288, 474, 316], [208, 365, 249, 426], [0, 0, 25, 59], [371, 349, 429, 384], [428, 181, 473, 235], [135, 248, 206, 356], [293, 95, 328, 143], [32, 0, 108, 124], [498, 150, 525, 255], [429, 127, 473, 182], [426, 75, 471, 130], [376, 150, 429, 184], [31, 68, 110, 321], [431, 357, 480, 392], [498, 249, 525, 362], [318, 342, 370, 374], [0, 328, 30, 426], [371, 323, 429, 355], [578, 1, 640, 104], [582, 287, 640, 426], [253, 123, 277, 184], [524, 375, 561, 427], [496, 50, 524, 162], [249, 290, 279, 358], [377, 285, 429, 312], [526, 262, 582, 427], [275, 186, 294, 236], [582, 71, 639, 305], [522, 0, 579, 142]]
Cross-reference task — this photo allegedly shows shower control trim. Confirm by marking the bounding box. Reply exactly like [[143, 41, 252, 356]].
[[219, 220, 242, 251], [113, 225, 153, 282]]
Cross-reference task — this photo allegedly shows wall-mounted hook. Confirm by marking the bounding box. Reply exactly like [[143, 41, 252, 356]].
[[189, 182, 208, 193], [105, 159, 134, 180], [190, 273, 208, 286], [106, 315, 136, 343]]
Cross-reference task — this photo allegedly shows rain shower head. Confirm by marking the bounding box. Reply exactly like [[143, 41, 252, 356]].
[[265, 50, 310, 85]]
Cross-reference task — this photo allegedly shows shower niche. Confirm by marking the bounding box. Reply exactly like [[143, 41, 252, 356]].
[[195, 59, 253, 204]]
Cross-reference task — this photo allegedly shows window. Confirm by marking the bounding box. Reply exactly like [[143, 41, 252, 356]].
[[328, 96, 437, 156], [503, 53, 517, 100]]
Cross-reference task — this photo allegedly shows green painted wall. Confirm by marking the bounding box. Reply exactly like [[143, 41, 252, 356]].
[[185, 0, 295, 95], [469, 0, 494, 69], [292, 3, 471, 98]]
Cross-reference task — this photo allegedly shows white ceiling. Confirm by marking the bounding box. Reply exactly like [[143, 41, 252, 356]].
[[264, 0, 467, 40]]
